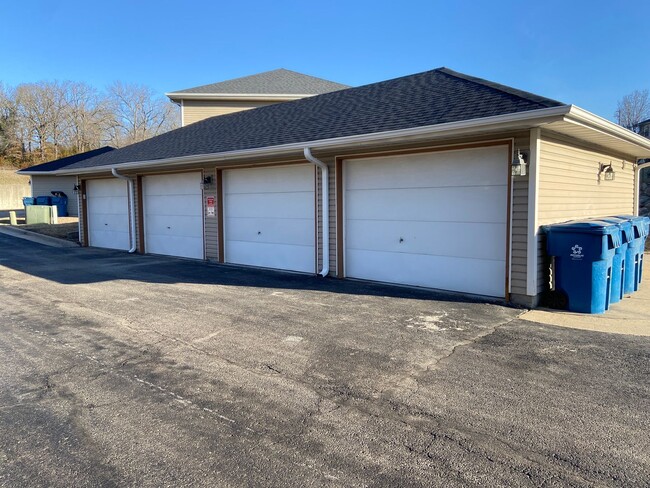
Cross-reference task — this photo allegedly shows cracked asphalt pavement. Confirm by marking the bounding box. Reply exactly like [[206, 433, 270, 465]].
[[0, 233, 648, 487]]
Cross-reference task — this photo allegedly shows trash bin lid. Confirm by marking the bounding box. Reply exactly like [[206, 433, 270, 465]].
[[596, 217, 634, 242], [614, 215, 649, 237], [544, 219, 620, 235]]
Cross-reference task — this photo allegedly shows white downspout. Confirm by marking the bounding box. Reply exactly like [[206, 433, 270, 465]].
[[635, 160, 650, 216], [304, 147, 329, 277], [111, 168, 137, 253]]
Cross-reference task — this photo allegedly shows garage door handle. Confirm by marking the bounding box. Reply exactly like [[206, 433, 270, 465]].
[[104, 223, 108, 226], [258, 231, 261, 235], [167, 226, 171, 229], [399, 237, 404, 243]]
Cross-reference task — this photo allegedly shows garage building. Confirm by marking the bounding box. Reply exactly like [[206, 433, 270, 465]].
[[24, 68, 650, 307]]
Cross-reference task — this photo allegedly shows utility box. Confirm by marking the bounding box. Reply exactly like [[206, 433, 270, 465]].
[[545, 220, 620, 314], [26, 205, 58, 225]]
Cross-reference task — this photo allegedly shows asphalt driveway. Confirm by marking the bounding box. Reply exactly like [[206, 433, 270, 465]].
[[0, 233, 648, 487]]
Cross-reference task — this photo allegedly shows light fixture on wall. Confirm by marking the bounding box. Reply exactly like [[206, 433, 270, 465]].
[[201, 176, 213, 189], [73, 184, 80, 194], [599, 162, 615, 181], [511, 150, 528, 177]]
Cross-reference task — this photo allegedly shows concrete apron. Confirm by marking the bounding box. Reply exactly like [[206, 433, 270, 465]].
[[521, 253, 650, 336]]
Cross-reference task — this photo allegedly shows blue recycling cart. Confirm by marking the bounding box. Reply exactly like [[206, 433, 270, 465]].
[[595, 217, 633, 304], [614, 215, 650, 293], [545, 220, 621, 314]]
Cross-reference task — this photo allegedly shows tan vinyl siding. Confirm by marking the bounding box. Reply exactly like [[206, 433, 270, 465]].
[[31, 175, 79, 216], [536, 133, 636, 293], [509, 132, 530, 297], [314, 157, 337, 276], [183, 100, 279, 126], [202, 168, 218, 260]]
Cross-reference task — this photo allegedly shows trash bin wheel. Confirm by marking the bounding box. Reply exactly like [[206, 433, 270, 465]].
[[544, 290, 568, 310]]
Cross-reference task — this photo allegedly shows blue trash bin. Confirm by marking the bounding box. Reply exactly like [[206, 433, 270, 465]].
[[614, 215, 649, 293], [545, 220, 620, 314], [35, 195, 51, 206], [50, 191, 68, 217], [22, 197, 36, 206], [595, 217, 633, 304]]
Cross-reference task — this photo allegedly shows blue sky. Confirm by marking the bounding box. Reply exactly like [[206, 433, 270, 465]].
[[1, 0, 647, 121]]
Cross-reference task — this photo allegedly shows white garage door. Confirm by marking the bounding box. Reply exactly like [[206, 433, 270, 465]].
[[344, 145, 508, 297], [223, 165, 315, 273], [143, 172, 204, 259], [86, 179, 130, 250]]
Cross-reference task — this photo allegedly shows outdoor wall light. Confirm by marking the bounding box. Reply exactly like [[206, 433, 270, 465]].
[[599, 162, 615, 181], [73, 184, 80, 194], [511, 150, 528, 177], [201, 176, 213, 189]]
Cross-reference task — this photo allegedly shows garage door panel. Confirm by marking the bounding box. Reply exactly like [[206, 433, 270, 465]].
[[346, 186, 507, 223], [87, 179, 127, 197], [88, 196, 129, 215], [145, 215, 203, 238], [346, 220, 506, 261], [144, 173, 200, 194], [225, 192, 314, 219], [88, 212, 129, 232], [226, 241, 314, 273], [346, 249, 505, 297], [144, 194, 202, 216], [225, 217, 314, 246], [143, 172, 203, 259], [225, 166, 314, 194], [146, 235, 203, 260], [87, 229, 130, 250], [346, 147, 507, 190]]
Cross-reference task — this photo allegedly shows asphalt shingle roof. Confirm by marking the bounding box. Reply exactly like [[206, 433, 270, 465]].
[[19, 146, 115, 172], [169, 68, 350, 95], [58, 68, 566, 172]]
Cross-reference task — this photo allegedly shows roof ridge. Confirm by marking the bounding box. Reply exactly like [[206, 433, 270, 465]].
[[436, 67, 565, 108], [169, 69, 349, 95]]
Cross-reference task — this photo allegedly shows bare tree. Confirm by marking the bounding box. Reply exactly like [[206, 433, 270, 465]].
[[615, 89, 650, 131], [65, 82, 111, 152], [14, 81, 69, 161], [107, 81, 179, 147], [0, 78, 179, 166]]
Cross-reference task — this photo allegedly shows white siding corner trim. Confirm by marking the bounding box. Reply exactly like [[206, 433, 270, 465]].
[[526, 128, 541, 296]]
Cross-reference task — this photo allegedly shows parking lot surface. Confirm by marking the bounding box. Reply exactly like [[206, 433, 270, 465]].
[[0, 233, 648, 487]]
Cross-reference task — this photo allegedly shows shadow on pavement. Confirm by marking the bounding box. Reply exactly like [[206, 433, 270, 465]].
[[0, 232, 503, 304]]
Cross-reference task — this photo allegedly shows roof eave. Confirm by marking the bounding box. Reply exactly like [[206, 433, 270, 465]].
[[554, 105, 650, 157], [166, 92, 314, 102]]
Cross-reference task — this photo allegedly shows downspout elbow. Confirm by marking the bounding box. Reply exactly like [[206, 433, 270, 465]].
[[304, 147, 329, 277], [111, 168, 137, 254]]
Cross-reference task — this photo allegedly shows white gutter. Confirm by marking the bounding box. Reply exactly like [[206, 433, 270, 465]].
[[111, 168, 137, 253], [53, 105, 572, 176], [635, 159, 650, 215], [303, 147, 329, 277]]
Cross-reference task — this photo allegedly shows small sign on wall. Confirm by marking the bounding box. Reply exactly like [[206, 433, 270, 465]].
[[206, 196, 215, 217]]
